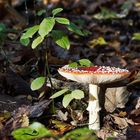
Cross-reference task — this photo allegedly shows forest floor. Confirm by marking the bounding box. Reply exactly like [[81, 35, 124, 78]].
[[1, 0, 140, 140]]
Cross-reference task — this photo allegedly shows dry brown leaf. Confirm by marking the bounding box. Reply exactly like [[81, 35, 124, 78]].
[[29, 100, 51, 118], [5, 69, 37, 97], [131, 125, 140, 133], [108, 40, 121, 52], [56, 110, 68, 121], [111, 114, 128, 129], [128, 71, 140, 85], [119, 111, 127, 117], [105, 86, 130, 112], [49, 120, 75, 135], [0, 106, 29, 137], [129, 108, 140, 123]]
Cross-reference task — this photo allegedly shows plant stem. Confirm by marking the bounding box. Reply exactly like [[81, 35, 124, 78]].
[[45, 51, 55, 114], [45, 52, 53, 88]]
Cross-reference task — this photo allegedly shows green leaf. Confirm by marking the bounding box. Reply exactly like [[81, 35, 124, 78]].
[[82, 29, 92, 36], [120, 1, 132, 17], [89, 37, 107, 48], [20, 38, 30, 46], [68, 62, 78, 68], [12, 128, 36, 140], [12, 122, 51, 140], [38, 18, 55, 38], [132, 33, 140, 40], [121, 1, 132, 11], [37, 9, 46, 16], [21, 25, 39, 39], [62, 127, 97, 140], [93, 8, 118, 20], [0, 23, 6, 32], [62, 94, 73, 108], [106, 137, 114, 140], [71, 89, 84, 99], [67, 23, 84, 36], [55, 17, 70, 25], [51, 30, 70, 49], [68, 59, 93, 68], [52, 8, 63, 16], [31, 36, 43, 49], [31, 76, 46, 91], [79, 59, 93, 67], [50, 88, 69, 99]]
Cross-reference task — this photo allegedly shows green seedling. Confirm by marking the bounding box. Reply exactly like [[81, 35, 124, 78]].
[[50, 88, 84, 108], [20, 8, 85, 91]]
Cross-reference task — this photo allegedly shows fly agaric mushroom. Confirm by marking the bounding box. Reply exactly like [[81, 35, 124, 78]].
[[58, 65, 130, 130]]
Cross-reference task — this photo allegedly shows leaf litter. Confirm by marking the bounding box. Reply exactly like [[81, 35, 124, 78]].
[[1, 0, 140, 139]]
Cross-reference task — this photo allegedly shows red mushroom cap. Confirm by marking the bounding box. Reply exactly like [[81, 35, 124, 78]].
[[58, 65, 130, 84]]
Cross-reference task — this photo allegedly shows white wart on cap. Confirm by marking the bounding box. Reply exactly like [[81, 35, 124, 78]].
[[58, 65, 130, 84]]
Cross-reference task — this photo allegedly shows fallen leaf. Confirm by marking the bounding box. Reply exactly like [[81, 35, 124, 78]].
[[108, 40, 120, 52], [60, 127, 97, 140], [88, 37, 107, 48], [12, 122, 51, 140], [93, 7, 118, 20], [56, 110, 68, 121], [110, 114, 128, 129], [29, 100, 51, 118], [131, 125, 140, 133], [0, 106, 30, 137], [0, 112, 11, 122], [50, 120, 75, 135], [129, 108, 140, 123], [119, 111, 127, 117]]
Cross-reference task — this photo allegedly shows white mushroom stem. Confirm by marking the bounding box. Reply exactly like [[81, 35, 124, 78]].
[[87, 84, 101, 130]]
